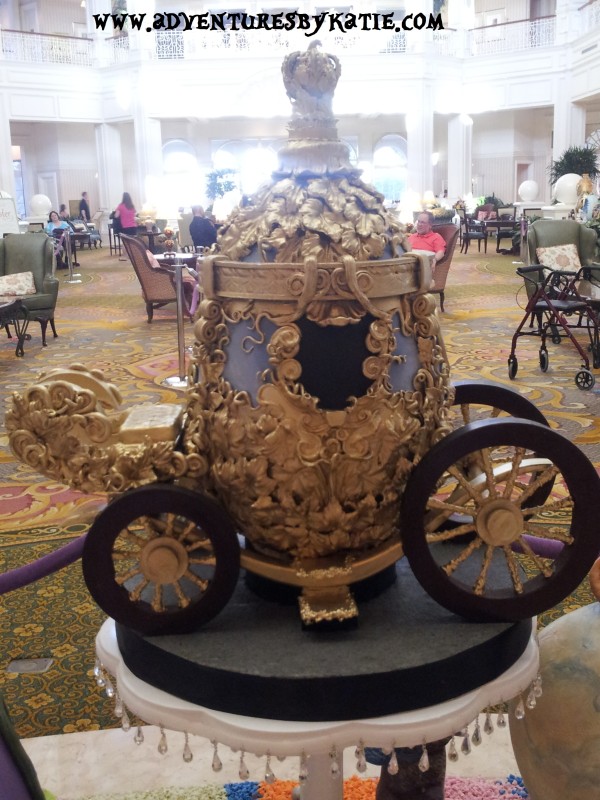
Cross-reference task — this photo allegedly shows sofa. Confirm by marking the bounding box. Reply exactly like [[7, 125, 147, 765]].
[[0, 233, 59, 346]]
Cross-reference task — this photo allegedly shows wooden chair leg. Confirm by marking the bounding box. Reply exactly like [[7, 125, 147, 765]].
[[439, 290, 445, 312], [39, 318, 48, 347], [49, 318, 58, 339], [146, 302, 154, 323]]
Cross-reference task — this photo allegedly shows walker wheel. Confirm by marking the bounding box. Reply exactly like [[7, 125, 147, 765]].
[[575, 369, 595, 390], [401, 419, 600, 621], [82, 484, 240, 635], [508, 355, 518, 379], [539, 348, 549, 373]]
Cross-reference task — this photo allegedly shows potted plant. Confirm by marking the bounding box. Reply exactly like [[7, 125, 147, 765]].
[[548, 146, 599, 185]]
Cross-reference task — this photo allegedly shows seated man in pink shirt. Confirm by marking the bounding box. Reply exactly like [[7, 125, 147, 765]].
[[408, 212, 446, 264]]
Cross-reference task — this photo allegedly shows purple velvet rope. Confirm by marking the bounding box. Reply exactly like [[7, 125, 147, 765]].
[[0, 535, 86, 595], [513, 534, 564, 559]]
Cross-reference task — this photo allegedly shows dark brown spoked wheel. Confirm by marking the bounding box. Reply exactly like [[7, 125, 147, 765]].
[[449, 380, 552, 521], [82, 484, 240, 635], [452, 380, 549, 428], [401, 418, 600, 622]]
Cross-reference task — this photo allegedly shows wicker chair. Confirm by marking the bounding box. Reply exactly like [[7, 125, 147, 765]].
[[430, 223, 460, 312], [120, 234, 195, 323]]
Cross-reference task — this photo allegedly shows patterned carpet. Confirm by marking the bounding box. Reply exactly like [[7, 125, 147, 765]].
[[0, 244, 599, 739]]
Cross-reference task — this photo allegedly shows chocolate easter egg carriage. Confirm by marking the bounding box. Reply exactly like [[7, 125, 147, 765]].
[[7, 44, 600, 635]]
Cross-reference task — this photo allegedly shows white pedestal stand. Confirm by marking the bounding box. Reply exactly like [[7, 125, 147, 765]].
[[96, 619, 539, 800]]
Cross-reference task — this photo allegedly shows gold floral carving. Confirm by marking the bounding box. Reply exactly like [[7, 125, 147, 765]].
[[184, 288, 452, 560], [6, 365, 201, 494]]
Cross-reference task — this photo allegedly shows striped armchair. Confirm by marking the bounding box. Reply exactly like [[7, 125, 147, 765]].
[[120, 234, 195, 323]]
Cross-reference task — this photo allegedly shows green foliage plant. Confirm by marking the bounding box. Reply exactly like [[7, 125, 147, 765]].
[[548, 146, 599, 185]]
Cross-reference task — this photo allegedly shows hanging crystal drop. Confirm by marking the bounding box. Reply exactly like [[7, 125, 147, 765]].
[[182, 733, 193, 763], [526, 686, 537, 709], [472, 717, 482, 746], [93, 660, 102, 678], [104, 675, 115, 699], [158, 725, 168, 755], [121, 707, 131, 732], [239, 751, 250, 780], [330, 746, 340, 778], [134, 726, 144, 745], [211, 741, 223, 772], [461, 732, 471, 755], [355, 740, 367, 773], [265, 752, 276, 784], [277, 755, 286, 762], [533, 674, 543, 698], [114, 695, 123, 718], [418, 743, 430, 773], [484, 711, 494, 735], [514, 696, 526, 720], [496, 709, 507, 727], [299, 751, 309, 784], [448, 737, 459, 762], [387, 748, 399, 776], [96, 674, 106, 688]]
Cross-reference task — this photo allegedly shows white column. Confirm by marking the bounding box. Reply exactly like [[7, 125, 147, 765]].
[[406, 82, 434, 198], [447, 114, 472, 200], [95, 123, 124, 212], [133, 111, 163, 211], [0, 94, 15, 196], [552, 77, 586, 162]]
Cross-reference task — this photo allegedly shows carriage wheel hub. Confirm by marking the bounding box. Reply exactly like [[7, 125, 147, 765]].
[[140, 538, 189, 584], [476, 499, 523, 546]]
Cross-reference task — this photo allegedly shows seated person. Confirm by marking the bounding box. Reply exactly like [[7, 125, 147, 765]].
[[45, 210, 70, 270], [189, 205, 217, 250], [58, 204, 70, 221], [408, 212, 446, 264]]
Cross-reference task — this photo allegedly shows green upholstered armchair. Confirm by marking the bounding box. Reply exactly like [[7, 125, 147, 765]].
[[527, 219, 598, 266], [0, 233, 59, 346], [525, 219, 600, 303]]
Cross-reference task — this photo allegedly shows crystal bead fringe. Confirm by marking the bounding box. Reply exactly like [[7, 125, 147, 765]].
[[239, 751, 250, 780], [265, 752, 276, 784], [121, 706, 131, 732], [497, 708, 507, 728], [183, 733, 193, 763], [484, 710, 494, 735], [299, 751, 309, 784], [461, 729, 471, 755], [355, 740, 367, 773], [514, 695, 526, 720], [211, 740, 223, 772], [418, 742, 430, 773], [330, 746, 340, 778], [448, 737, 459, 762], [134, 727, 144, 745], [114, 694, 123, 718], [387, 747, 399, 775], [472, 716, 482, 746], [158, 724, 168, 755]]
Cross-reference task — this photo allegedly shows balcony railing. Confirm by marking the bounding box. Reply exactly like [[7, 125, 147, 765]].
[[468, 16, 556, 56], [579, 0, 600, 29], [0, 14, 567, 67], [0, 29, 93, 65]]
